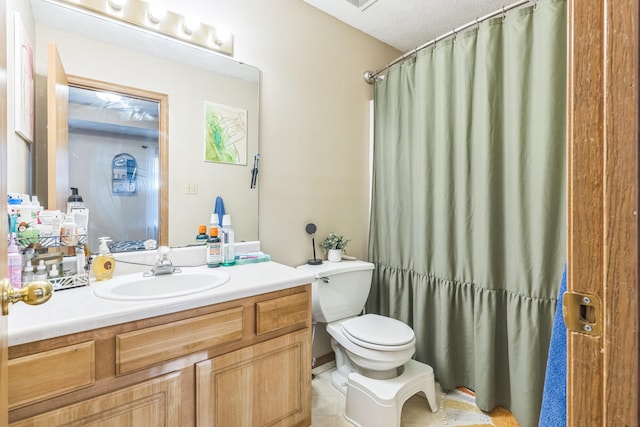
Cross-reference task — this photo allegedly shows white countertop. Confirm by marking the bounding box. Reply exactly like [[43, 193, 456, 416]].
[[8, 261, 315, 346]]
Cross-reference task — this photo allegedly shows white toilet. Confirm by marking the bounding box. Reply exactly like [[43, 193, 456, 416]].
[[298, 260, 437, 427]]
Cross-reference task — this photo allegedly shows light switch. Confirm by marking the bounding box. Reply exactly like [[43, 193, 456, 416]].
[[185, 183, 199, 194]]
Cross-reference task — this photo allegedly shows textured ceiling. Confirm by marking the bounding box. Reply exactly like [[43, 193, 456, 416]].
[[303, 0, 520, 53]]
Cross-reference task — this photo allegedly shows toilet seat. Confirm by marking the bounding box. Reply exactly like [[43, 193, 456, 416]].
[[341, 314, 415, 351]]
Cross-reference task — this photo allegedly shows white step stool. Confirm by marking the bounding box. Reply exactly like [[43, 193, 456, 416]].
[[344, 359, 438, 427]]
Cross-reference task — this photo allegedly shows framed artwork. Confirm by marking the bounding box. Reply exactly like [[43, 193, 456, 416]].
[[204, 101, 247, 165], [14, 13, 34, 143]]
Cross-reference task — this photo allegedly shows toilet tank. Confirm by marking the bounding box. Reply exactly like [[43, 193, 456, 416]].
[[297, 260, 374, 323]]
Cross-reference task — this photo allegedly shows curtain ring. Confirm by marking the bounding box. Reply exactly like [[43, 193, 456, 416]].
[[533, 0, 539, 10], [452, 29, 457, 43], [475, 17, 481, 32], [502, 6, 507, 22], [432, 38, 437, 50]]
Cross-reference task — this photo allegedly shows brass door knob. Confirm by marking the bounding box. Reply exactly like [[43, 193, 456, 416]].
[[1, 279, 54, 316]]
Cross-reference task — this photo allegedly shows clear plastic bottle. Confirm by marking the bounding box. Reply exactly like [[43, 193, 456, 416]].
[[34, 260, 48, 281], [221, 215, 235, 266], [22, 263, 34, 286], [8, 237, 22, 288], [48, 264, 60, 279]]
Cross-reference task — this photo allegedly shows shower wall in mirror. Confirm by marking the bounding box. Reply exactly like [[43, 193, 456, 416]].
[[7, 0, 260, 250]]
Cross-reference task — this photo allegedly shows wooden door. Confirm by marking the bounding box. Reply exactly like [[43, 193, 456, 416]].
[[196, 329, 312, 427], [567, 0, 639, 425], [46, 42, 69, 211], [1, 0, 9, 424]]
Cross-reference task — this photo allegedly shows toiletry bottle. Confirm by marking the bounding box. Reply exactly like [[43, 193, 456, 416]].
[[67, 187, 84, 210], [49, 264, 60, 279], [67, 188, 89, 238], [60, 214, 78, 246], [34, 260, 48, 281], [76, 245, 86, 275], [8, 238, 22, 288], [221, 214, 235, 266], [196, 225, 209, 245], [93, 237, 115, 281], [209, 214, 220, 238], [22, 263, 34, 286], [206, 227, 222, 268], [62, 256, 77, 277]]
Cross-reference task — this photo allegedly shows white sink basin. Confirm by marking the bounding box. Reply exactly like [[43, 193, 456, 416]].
[[93, 269, 231, 301]]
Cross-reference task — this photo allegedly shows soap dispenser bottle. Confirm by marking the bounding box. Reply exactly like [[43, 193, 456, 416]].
[[67, 187, 89, 237], [93, 237, 115, 281]]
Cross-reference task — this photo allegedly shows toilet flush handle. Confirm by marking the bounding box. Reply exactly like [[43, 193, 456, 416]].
[[321, 277, 330, 283]]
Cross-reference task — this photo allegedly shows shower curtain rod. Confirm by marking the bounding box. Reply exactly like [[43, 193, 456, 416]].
[[363, 0, 533, 84]]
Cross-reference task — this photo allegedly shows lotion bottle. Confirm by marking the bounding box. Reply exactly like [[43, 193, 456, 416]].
[[93, 237, 115, 281]]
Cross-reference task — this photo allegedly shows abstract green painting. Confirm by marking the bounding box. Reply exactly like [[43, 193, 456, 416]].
[[204, 101, 247, 165]]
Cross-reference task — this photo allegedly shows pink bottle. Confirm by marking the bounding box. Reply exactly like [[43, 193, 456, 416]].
[[8, 237, 22, 288]]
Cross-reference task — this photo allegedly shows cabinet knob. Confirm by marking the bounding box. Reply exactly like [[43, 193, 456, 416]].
[[2, 279, 53, 316]]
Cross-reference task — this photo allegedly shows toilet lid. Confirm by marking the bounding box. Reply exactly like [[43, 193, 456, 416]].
[[341, 314, 415, 348]]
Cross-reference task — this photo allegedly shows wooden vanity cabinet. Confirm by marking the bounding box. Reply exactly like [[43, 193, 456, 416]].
[[8, 285, 312, 427]]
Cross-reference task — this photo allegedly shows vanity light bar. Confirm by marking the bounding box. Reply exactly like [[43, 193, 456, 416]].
[[51, 0, 234, 56]]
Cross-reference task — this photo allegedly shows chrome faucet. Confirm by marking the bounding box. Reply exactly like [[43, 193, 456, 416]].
[[144, 246, 181, 277]]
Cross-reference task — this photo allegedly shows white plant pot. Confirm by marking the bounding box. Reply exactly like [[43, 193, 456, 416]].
[[328, 249, 342, 263]]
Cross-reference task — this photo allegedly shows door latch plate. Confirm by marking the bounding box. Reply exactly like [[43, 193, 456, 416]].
[[562, 291, 601, 336]]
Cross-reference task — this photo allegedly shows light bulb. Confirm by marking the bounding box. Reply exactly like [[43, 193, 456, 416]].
[[148, 3, 167, 24], [183, 16, 200, 35], [108, 0, 125, 11], [214, 26, 231, 45]]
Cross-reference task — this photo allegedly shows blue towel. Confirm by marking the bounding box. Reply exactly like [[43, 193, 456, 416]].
[[539, 264, 567, 426], [214, 196, 225, 226]]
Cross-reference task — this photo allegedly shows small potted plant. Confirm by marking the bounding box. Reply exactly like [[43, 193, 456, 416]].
[[320, 232, 350, 263]]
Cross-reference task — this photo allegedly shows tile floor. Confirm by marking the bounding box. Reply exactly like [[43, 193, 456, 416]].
[[311, 362, 447, 427]]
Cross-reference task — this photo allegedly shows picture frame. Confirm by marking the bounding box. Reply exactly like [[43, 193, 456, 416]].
[[14, 12, 34, 143], [204, 101, 247, 165]]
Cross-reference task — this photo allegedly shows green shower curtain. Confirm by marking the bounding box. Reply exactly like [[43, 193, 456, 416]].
[[367, 2, 566, 426]]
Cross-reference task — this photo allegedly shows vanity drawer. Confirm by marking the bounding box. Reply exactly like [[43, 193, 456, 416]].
[[116, 306, 244, 375], [256, 291, 309, 335], [8, 341, 95, 409]]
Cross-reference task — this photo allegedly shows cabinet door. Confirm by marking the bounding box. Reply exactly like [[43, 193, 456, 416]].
[[10, 372, 181, 427], [196, 329, 311, 427]]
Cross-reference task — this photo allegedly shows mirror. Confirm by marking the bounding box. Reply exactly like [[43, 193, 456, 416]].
[[67, 83, 163, 251], [10, 0, 260, 250]]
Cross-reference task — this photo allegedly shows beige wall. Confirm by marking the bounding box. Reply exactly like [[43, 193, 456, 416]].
[[183, 0, 400, 266], [6, 0, 34, 194]]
